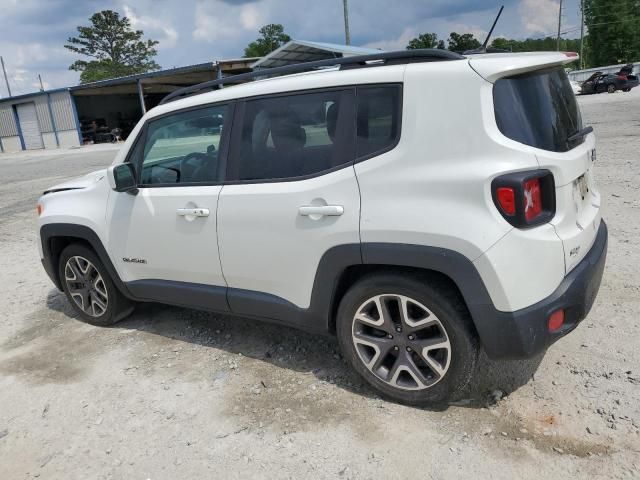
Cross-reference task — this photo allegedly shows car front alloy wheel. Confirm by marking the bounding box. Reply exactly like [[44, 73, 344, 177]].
[[64, 255, 109, 317]]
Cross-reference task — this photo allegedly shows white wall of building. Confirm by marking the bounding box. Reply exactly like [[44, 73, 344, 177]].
[[0, 136, 22, 153]]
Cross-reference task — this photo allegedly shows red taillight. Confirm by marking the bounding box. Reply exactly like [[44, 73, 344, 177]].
[[491, 170, 555, 228], [564, 52, 578, 58], [548, 309, 565, 332], [523, 178, 542, 221], [496, 187, 516, 215]]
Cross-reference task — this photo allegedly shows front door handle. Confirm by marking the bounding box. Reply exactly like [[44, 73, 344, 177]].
[[298, 205, 344, 216], [177, 208, 209, 217]]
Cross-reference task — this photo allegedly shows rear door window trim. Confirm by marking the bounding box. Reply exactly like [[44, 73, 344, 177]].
[[223, 83, 403, 185]]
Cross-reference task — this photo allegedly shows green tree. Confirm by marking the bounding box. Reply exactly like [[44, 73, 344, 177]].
[[488, 36, 582, 68], [65, 10, 160, 83], [490, 37, 581, 54], [584, 0, 640, 67], [244, 24, 291, 58], [447, 32, 481, 52], [406, 33, 445, 50]]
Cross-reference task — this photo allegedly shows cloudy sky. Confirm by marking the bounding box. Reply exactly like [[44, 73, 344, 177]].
[[0, 0, 581, 97]]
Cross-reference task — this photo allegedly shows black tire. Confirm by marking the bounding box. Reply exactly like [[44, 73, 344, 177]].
[[58, 243, 134, 326], [623, 88, 631, 92], [607, 84, 616, 93], [336, 273, 478, 406]]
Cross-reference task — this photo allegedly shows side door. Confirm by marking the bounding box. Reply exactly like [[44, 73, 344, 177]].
[[106, 103, 233, 310], [217, 88, 360, 317]]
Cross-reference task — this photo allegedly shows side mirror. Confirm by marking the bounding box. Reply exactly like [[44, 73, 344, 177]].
[[108, 163, 138, 194]]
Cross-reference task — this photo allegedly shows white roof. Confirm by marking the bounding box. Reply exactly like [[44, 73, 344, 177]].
[[251, 39, 380, 69]]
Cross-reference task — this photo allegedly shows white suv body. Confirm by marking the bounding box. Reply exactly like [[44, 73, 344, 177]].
[[37, 50, 607, 404]]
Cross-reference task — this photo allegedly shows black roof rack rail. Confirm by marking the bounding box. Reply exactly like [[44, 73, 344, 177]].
[[159, 49, 464, 105]]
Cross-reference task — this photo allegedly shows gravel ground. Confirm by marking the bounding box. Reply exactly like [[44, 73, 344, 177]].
[[0, 90, 638, 479]]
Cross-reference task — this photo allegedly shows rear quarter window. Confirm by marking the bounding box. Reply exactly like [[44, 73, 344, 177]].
[[493, 67, 583, 152], [356, 85, 401, 159]]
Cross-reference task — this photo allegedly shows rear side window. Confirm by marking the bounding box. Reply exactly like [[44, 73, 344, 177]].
[[230, 89, 354, 181], [493, 67, 583, 152], [356, 85, 401, 159]]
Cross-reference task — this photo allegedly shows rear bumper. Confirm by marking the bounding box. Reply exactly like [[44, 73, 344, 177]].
[[477, 220, 608, 360]]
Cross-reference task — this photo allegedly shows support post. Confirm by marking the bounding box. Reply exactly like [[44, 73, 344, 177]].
[[137, 79, 146, 114], [343, 0, 351, 46], [216, 61, 223, 89], [580, 0, 585, 69], [556, 0, 564, 51]]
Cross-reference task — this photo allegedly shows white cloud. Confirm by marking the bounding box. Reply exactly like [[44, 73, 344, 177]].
[[0, 42, 77, 97], [519, 0, 560, 34], [123, 4, 179, 47], [240, 4, 263, 30], [363, 27, 417, 51], [193, 1, 245, 42]]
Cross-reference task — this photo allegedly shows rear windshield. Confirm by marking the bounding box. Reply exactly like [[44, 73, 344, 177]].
[[493, 67, 583, 152]]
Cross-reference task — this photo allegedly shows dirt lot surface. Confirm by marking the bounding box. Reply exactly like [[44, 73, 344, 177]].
[[0, 91, 638, 479]]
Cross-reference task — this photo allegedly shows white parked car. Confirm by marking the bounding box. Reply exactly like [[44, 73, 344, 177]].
[[37, 50, 607, 405]]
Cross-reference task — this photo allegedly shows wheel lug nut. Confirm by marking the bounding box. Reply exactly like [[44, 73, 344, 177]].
[[406, 347, 412, 352], [395, 327, 401, 333], [408, 335, 415, 341], [387, 334, 393, 339], [393, 346, 399, 351]]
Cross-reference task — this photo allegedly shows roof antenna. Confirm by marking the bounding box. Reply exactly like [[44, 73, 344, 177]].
[[465, 5, 505, 54]]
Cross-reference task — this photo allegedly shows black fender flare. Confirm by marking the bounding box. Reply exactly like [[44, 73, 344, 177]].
[[39, 223, 133, 298], [302, 242, 496, 339]]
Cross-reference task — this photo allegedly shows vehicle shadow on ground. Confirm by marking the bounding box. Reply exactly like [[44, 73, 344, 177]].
[[46, 291, 544, 410]]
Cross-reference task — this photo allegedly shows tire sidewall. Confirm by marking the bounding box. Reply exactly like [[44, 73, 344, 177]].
[[336, 274, 478, 406], [58, 244, 122, 326]]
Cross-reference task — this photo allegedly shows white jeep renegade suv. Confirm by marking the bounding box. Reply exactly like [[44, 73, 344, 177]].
[[37, 50, 607, 405]]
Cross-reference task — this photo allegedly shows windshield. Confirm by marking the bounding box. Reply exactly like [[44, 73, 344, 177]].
[[493, 67, 584, 152]]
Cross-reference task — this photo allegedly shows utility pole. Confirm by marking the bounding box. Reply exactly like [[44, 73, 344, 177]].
[[1, 56, 12, 97], [556, 0, 564, 51], [38, 74, 44, 92], [342, 0, 351, 45], [580, 0, 585, 69]]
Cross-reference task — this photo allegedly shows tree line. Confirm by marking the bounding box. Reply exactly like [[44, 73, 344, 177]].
[[66, 2, 639, 84]]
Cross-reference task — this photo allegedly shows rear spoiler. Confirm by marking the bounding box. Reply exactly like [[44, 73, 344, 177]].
[[468, 52, 579, 83]]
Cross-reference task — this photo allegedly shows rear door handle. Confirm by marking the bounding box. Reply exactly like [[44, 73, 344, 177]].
[[298, 205, 344, 216], [177, 208, 209, 217]]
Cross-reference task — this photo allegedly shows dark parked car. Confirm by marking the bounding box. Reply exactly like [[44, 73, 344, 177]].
[[581, 64, 639, 94]]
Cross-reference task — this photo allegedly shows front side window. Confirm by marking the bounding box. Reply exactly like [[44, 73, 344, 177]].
[[138, 105, 228, 185], [493, 67, 583, 152], [356, 85, 401, 159], [230, 90, 354, 181]]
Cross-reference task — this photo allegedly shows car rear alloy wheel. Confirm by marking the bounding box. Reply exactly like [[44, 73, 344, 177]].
[[352, 294, 451, 390], [337, 274, 478, 405], [64, 256, 109, 317], [607, 84, 616, 93]]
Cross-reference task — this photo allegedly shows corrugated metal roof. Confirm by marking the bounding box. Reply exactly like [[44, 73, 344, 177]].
[[0, 88, 69, 106], [251, 40, 380, 69], [70, 62, 217, 91]]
